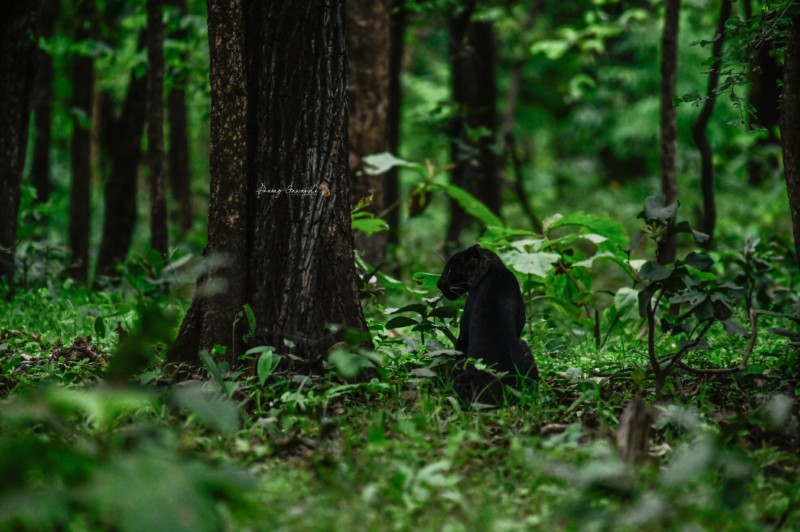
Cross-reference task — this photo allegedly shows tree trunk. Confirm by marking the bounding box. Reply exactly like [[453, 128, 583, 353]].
[[167, 0, 192, 232], [68, 0, 95, 282], [657, 0, 680, 266], [0, 4, 36, 294], [170, 0, 368, 368], [749, 53, 783, 186], [348, 0, 391, 265], [385, 0, 406, 249], [691, 0, 731, 250], [147, 0, 168, 256], [96, 68, 148, 277], [781, 14, 800, 267], [31, 0, 59, 205], [169, 0, 248, 364], [446, 11, 500, 251]]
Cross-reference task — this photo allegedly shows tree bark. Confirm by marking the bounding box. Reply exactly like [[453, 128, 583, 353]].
[[169, 0, 248, 363], [0, 4, 36, 293], [657, 0, 680, 266], [246, 0, 368, 362], [691, 0, 731, 250], [171, 0, 368, 368], [167, 0, 192, 232], [446, 8, 500, 251], [747, 46, 783, 186], [68, 0, 95, 282], [781, 14, 800, 267], [31, 0, 59, 204], [147, 0, 168, 256], [96, 68, 148, 277], [347, 0, 391, 265], [385, 0, 406, 249]]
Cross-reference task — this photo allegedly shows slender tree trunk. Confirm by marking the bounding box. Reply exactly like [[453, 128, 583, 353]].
[[499, 5, 540, 233], [169, 0, 248, 364], [96, 68, 148, 277], [171, 0, 368, 368], [31, 0, 59, 204], [348, 0, 391, 265], [747, 45, 783, 186], [781, 15, 800, 266], [0, 5, 36, 293], [385, 0, 406, 249], [68, 0, 95, 282], [657, 0, 680, 266], [691, 0, 731, 250], [147, 0, 168, 256], [167, 0, 192, 232], [446, 6, 500, 251]]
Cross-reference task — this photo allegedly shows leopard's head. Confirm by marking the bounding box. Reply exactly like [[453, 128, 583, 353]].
[[437, 245, 503, 300]]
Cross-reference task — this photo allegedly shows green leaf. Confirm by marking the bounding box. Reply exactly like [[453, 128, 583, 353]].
[[639, 261, 674, 281], [171, 384, 240, 433], [254, 348, 281, 386], [244, 304, 256, 333], [439, 184, 503, 228], [387, 303, 428, 316], [531, 39, 571, 60], [351, 212, 389, 237], [722, 319, 748, 336], [680, 252, 714, 271], [94, 316, 106, 339], [613, 287, 639, 321], [428, 306, 458, 319], [413, 272, 441, 290], [385, 316, 420, 329], [638, 284, 658, 317], [675, 221, 709, 243], [548, 212, 628, 248], [642, 196, 678, 223], [329, 349, 373, 378], [505, 251, 560, 277]]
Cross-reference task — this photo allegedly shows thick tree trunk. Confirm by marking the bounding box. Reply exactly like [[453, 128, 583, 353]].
[[0, 5, 36, 293], [657, 0, 680, 266], [68, 0, 95, 282], [31, 0, 59, 204], [171, 0, 367, 368], [385, 0, 406, 249], [347, 0, 391, 265], [691, 0, 731, 250], [781, 15, 800, 267], [246, 0, 368, 363], [167, 0, 192, 232], [96, 69, 148, 277], [446, 11, 500, 251], [147, 0, 168, 256]]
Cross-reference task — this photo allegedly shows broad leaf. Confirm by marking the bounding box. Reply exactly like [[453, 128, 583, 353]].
[[505, 251, 560, 277], [440, 184, 503, 228], [642, 196, 678, 223], [639, 261, 674, 281]]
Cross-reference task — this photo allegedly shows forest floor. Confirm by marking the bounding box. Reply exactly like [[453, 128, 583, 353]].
[[1, 281, 798, 531]]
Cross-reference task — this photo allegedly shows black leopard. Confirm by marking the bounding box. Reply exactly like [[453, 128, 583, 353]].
[[437, 244, 538, 404]]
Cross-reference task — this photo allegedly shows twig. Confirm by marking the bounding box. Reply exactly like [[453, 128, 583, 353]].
[[673, 307, 759, 374]]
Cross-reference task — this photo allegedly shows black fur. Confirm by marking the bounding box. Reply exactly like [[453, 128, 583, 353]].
[[437, 245, 538, 404]]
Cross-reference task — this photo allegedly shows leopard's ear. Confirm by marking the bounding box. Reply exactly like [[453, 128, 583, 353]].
[[470, 244, 482, 253]]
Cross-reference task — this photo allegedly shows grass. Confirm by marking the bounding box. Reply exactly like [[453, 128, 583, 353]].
[[1, 275, 798, 531]]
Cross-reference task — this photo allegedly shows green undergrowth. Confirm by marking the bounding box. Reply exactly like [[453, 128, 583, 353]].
[[1, 278, 799, 531]]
